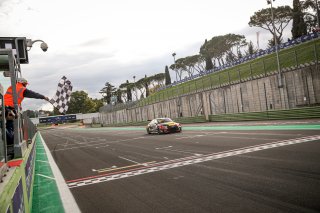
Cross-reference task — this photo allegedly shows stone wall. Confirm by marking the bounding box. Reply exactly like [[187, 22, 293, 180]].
[[100, 65, 320, 125]]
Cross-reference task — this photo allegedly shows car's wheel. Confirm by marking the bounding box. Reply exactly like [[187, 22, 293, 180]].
[[147, 128, 151, 134], [157, 127, 162, 134]]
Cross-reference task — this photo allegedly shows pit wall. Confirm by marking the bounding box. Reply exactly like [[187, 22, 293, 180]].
[[100, 65, 320, 125], [0, 136, 36, 213]]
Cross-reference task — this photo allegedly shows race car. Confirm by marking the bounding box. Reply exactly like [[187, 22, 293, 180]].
[[146, 118, 182, 134]]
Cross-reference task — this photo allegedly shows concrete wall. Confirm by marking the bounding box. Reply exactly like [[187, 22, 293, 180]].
[[100, 65, 320, 125]]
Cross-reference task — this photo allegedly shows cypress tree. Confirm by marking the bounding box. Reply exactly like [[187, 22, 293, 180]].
[[145, 75, 150, 97], [165, 65, 171, 85], [205, 57, 214, 71], [292, 0, 307, 39]]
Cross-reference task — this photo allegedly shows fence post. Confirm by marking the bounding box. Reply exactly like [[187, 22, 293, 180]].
[[314, 42, 318, 64], [210, 75, 213, 88], [250, 63, 253, 80], [294, 50, 298, 68], [263, 59, 266, 76], [228, 71, 231, 85], [202, 77, 205, 90], [238, 69, 241, 83]]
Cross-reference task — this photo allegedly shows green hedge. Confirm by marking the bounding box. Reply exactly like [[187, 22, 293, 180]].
[[209, 106, 320, 122]]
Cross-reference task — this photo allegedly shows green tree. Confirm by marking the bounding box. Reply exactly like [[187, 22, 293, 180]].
[[292, 0, 307, 38], [200, 39, 214, 70], [119, 80, 133, 102], [144, 75, 150, 97], [115, 88, 123, 104], [302, 0, 320, 32], [99, 82, 115, 104], [91, 98, 104, 112], [68, 91, 96, 114], [249, 6, 292, 45], [169, 60, 186, 81], [165, 66, 171, 85], [200, 34, 246, 67], [247, 41, 256, 55]]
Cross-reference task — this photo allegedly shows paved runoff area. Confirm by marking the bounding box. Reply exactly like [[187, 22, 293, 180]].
[[39, 119, 320, 213]]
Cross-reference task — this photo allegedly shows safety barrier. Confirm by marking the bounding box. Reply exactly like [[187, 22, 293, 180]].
[[209, 106, 320, 122], [0, 134, 36, 213], [174, 116, 207, 124], [100, 116, 207, 127]]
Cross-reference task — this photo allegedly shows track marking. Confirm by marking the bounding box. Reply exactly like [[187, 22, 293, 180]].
[[36, 160, 49, 163], [119, 156, 140, 164], [165, 148, 202, 155], [52, 137, 146, 151], [67, 135, 320, 188], [176, 135, 205, 140], [93, 161, 157, 173], [155, 146, 173, 150], [36, 174, 56, 180]]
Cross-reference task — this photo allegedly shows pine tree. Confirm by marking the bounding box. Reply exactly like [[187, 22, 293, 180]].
[[165, 65, 171, 85]]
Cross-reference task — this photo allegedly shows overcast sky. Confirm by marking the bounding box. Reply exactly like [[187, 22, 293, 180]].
[[0, 0, 293, 111]]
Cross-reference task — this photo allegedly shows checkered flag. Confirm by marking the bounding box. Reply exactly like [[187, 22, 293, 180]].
[[50, 76, 73, 114]]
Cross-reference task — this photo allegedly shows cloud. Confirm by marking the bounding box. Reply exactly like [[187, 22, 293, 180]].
[[1, 0, 294, 111]]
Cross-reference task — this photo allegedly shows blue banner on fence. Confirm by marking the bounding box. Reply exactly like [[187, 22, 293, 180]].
[[12, 179, 24, 213], [39, 114, 76, 124]]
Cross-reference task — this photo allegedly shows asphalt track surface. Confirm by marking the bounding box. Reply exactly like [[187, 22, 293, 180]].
[[40, 120, 320, 213]]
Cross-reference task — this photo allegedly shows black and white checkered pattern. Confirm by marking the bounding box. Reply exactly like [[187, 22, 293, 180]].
[[50, 76, 73, 114]]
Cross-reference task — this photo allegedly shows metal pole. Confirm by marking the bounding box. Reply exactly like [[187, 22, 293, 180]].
[[269, 0, 283, 88], [172, 53, 177, 81]]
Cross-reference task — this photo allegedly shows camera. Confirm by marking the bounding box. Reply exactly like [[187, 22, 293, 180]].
[[40, 42, 48, 52]]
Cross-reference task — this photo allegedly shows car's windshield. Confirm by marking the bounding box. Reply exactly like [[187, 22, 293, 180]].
[[157, 118, 173, 123]]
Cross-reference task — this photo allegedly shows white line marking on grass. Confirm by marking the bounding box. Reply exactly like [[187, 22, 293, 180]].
[[36, 160, 49, 163], [36, 174, 56, 180], [67, 135, 320, 188]]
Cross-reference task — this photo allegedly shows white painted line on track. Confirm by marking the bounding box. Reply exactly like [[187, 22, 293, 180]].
[[155, 146, 173, 150], [119, 156, 140, 164], [52, 137, 146, 151], [67, 135, 320, 188], [175, 135, 205, 140], [165, 148, 203, 155], [93, 161, 156, 173]]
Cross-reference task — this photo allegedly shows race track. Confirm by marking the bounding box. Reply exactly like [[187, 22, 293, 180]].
[[40, 120, 320, 213]]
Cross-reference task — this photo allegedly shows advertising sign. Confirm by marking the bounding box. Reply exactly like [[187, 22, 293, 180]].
[[25, 143, 36, 200], [12, 179, 24, 213]]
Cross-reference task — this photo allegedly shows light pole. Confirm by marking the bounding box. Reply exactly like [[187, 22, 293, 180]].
[[172, 52, 177, 81], [267, 0, 283, 88]]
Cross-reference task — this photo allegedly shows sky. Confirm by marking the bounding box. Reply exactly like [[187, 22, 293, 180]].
[[0, 0, 293, 111]]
